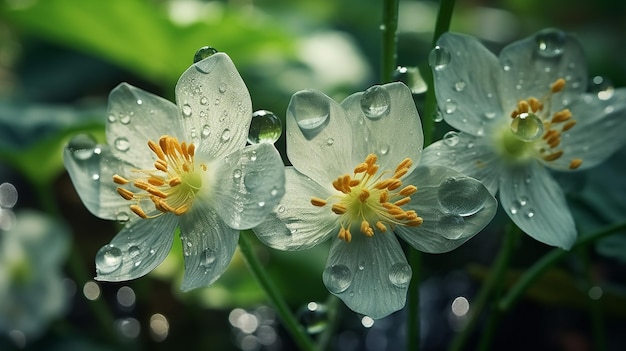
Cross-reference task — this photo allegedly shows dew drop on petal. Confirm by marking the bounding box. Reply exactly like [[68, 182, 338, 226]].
[[201, 125, 211, 139], [535, 29, 566, 58], [436, 213, 465, 240], [200, 97, 209, 105], [114, 137, 130, 152], [454, 80, 466, 92], [136, 99, 143, 105], [108, 114, 117, 123], [434, 110, 444, 123], [247, 110, 282, 144], [221, 129, 231, 142], [437, 177, 491, 216], [510, 113, 544, 142], [289, 90, 330, 138], [525, 208, 535, 219], [429, 46, 451, 70], [218, 82, 227, 93], [322, 264, 352, 294], [116, 212, 130, 223], [393, 66, 427, 94], [510, 200, 522, 215], [442, 131, 460, 147], [484, 112, 496, 119], [360, 85, 391, 120], [444, 99, 456, 114], [243, 171, 261, 190], [96, 244, 123, 274], [277, 205, 285, 213], [326, 138, 334, 146], [193, 46, 218, 63], [200, 248, 217, 270], [380, 144, 389, 155], [233, 169, 242, 179], [120, 114, 131, 124], [502, 59, 512, 71], [67, 134, 97, 160], [0, 183, 18, 208], [388, 263, 412, 288], [182, 104, 193, 117]]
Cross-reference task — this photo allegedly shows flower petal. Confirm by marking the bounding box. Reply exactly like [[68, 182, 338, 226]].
[[420, 133, 503, 195], [547, 89, 626, 171], [175, 53, 251, 160], [433, 33, 505, 136], [286, 89, 359, 185], [95, 214, 178, 282], [210, 143, 285, 230], [324, 233, 410, 319], [341, 82, 423, 171], [178, 202, 239, 291], [396, 165, 497, 253], [499, 162, 576, 249], [253, 167, 338, 251], [106, 83, 183, 169], [63, 144, 133, 221]]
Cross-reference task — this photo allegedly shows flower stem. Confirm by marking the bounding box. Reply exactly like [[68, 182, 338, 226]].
[[577, 247, 607, 351], [498, 221, 626, 312], [238, 232, 317, 351], [448, 223, 518, 351], [381, 0, 399, 83], [406, 248, 421, 351]]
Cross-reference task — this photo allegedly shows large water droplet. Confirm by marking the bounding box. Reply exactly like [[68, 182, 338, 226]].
[[437, 177, 491, 216], [322, 264, 352, 294], [119, 114, 131, 124], [193, 46, 218, 63], [388, 263, 412, 288], [297, 302, 328, 335], [360, 85, 391, 120], [200, 248, 217, 270], [429, 46, 451, 70], [393, 66, 427, 94], [248, 110, 282, 144], [510, 113, 544, 142], [443, 131, 460, 147], [436, 213, 466, 240], [182, 104, 192, 117], [96, 244, 123, 274], [114, 137, 130, 152], [289, 90, 330, 138], [67, 134, 97, 160], [535, 29, 566, 58], [0, 183, 18, 208]]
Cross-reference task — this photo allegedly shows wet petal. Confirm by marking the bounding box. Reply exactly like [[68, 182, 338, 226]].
[[396, 165, 497, 253], [499, 163, 576, 249], [253, 167, 338, 250], [95, 214, 178, 282], [324, 233, 410, 319], [175, 53, 251, 160], [433, 33, 505, 136], [210, 143, 285, 230], [179, 202, 239, 291], [107, 83, 183, 169], [341, 82, 423, 171]]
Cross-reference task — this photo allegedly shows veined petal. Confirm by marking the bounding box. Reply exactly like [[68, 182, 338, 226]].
[[107, 83, 183, 169], [341, 82, 423, 171], [95, 214, 178, 282], [433, 33, 505, 136], [396, 165, 497, 253], [179, 202, 239, 291], [499, 162, 576, 249], [210, 143, 285, 230], [175, 53, 252, 160], [63, 144, 133, 221], [286, 89, 359, 186], [253, 167, 337, 251], [324, 232, 410, 319]]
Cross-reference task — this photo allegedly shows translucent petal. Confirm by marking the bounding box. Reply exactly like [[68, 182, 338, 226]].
[[433, 33, 506, 136], [286, 89, 360, 185], [547, 89, 626, 171], [253, 167, 338, 251], [210, 143, 285, 230], [178, 201, 239, 291], [63, 144, 134, 221], [420, 133, 503, 195], [499, 29, 588, 111], [95, 214, 178, 282], [499, 163, 576, 249], [107, 83, 183, 169], [324, 232, 410, 319], [175, 53, 251, 160], [396, 166, 497, 253], [341, 82, 423, 171]]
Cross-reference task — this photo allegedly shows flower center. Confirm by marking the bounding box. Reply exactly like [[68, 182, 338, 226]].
[[310, 154, 423, 243], [496, 78, 583, 169], [113, 135, 207, 219]]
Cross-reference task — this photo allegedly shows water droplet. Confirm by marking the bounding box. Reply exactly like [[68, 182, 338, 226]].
[[201, 125, 211, 139], [108, 114, 117, 123], [67, 134, 97, 160], [326, 138, 334, 146], [258, 201, 266, 207], [289, 90, 330, 138], [358, 261, 366, 270], [434, 110, 444, 122], [128, 246, 140, 259], [388, 263, 412, 288], [233, 169, 242, 179], [277, 205, 285, 213], [96, 244, 123, 274], [322, 264, 352, 294], [250, 151, 257, 161], [221, 129, 231, 142], [218, 82, 227, 93], [136, 99, 143, 105], [437, 177, 490, 216], [535, 29, 566, 58], [360, 85, 391, 120], [443, 131, 460, 147], [380, 144, 389, 155], [200, 97, 208, 105], [519, 196, 528, 206], [444, 99, 456, 114], [502, 60, 512, 71], [244, 171, 261, 190], [476, 127, 485, 136], [193, 46, 218, 63], [200, 248, 217, 269], [393, 66, 427, 94], [525, 209, 535, 218], [114, 137, 130, 152], [247, 110, 282, 144], [116, 212, 129, 223], [510, 113, 544, 142], [510, 200, 522, 215], [120, 114, 131, 124], [429, 46, 451, 70], [484, 112, 496, 119], [436, 213, 466, 239], [297, 302, 328, 334], [182, 104, 192, 117], [454, 80, 466, 92]]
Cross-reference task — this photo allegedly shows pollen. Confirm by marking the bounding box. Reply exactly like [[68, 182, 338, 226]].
[[113, 135, 206, 219]]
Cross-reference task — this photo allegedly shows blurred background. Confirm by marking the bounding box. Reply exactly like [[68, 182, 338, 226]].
[[1, 0, 625, 350]]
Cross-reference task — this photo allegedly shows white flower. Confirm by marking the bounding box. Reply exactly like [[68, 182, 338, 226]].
[[422, 29, 626, 249], [253, 82, 496, 318], [64, 53, 285, 291]]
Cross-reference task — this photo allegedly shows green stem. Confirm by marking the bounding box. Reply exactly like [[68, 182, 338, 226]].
[[448, 223, 518, 351], [381, 0, 399, 83], [498, 222, 626, 312], [406, 249, 421, 351], [238, 232, 317, 351], [578, 247, 606, 351], [317, 294, 341, 351], [422, 0, 457, 146]]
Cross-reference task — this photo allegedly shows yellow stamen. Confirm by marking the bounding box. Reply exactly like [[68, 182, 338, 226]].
[[562, 120, 577, 131], [375, 221, 387, 232], [332, 204, 347, 215], [399, 185, 417, 196], [130, 205, 148, 219], [116, 187, 134, 200], [551, 109, 572, 123], [551, 78, 566, 93], [394, 197, 411, 206], [569, 158, 583, 170], [359, 189, 370, 202], [528, 97, 543, 112], [354, 163, 368, 174], [543, 150, 564, 161], [148, 140, 166, 161], [311, 197, 328, 207], [113, 174, 130, 185]]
